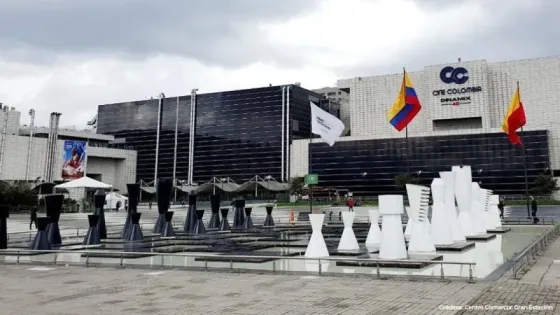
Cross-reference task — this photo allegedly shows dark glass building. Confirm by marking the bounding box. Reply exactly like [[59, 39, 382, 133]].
[[309, 130, 550, 195], [97, 85, 323, 185]]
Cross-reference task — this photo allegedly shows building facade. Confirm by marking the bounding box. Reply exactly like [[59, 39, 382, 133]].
[[97, 85, 323, 186], [292, 56, 560, 195], [0, 107, 137, 193]]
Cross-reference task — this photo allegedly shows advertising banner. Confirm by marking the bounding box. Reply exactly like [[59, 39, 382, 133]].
[[61, 140, 87, 180]]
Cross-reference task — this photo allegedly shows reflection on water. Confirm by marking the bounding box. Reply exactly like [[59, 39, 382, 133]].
[[1, 225, 549, 279]]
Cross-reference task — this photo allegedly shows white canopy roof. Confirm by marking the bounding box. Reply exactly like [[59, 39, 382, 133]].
[[55, 177, 112, 189]]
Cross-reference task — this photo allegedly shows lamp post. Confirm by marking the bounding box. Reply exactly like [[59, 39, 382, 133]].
[[220, 177, 227, 201]]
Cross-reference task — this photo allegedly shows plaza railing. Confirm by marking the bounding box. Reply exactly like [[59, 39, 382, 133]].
[[0, 248, 477, 282], [511, 222, 560, 279]]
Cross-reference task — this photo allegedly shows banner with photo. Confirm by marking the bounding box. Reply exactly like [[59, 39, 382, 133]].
[[61, 140, 87, 180]]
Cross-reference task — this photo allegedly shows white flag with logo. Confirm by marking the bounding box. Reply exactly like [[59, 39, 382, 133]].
[[310, 101, 345, 146]]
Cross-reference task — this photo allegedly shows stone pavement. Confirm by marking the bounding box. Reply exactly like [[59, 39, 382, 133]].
[[0, 264, 486, 315]]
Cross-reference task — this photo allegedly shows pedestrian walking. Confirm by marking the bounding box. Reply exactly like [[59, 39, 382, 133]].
[[29, 207, 37, 230]]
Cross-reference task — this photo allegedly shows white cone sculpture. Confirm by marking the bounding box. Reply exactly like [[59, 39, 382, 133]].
[[338, 211, 359, 251], [365, 209, 381, 247], [480, 188, 494, 230], [379, 195, 407, 259], [430, 178, 454, 245], [406, 184, 436, 253], [470, 183, 488, 234], [305, 214, 329, 258], [452, 165, 476, 237], [439, 171, 466, 242], [489, 195, 503, 229], [404, 206, 412, 240]]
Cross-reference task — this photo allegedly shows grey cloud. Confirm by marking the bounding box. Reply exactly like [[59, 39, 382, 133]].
[[337, 0, 560, 79], [0, 0, 320, 67]]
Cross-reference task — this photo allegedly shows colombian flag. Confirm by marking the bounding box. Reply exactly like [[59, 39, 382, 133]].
[[502, 87, 526, 145], [387, 70, 422, 131]]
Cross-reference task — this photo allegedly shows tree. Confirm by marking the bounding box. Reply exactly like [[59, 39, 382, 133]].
[[0, 181, 37, 210], [394, 173, 420, 191], [532, 173, 559, 196], [289, 177, 307, 197]]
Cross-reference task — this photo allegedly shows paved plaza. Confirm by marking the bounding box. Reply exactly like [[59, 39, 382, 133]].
[[1, 237, 559, 314]]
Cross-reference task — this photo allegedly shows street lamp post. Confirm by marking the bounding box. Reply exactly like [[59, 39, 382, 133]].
[[265, 175, 272, 203]]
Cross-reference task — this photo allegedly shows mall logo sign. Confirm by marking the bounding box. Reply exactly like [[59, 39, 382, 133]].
[[432, 66, 483, 106]]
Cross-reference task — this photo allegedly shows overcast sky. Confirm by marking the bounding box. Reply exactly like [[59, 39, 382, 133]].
[[0, 0, 558, 128]]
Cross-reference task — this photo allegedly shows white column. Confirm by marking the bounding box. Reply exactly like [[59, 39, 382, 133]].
[[452, 165, 476, 237], [489, 195, 503, 228], [406, 184, 435, 253], [378, 195, 407, 260], [430, 178, 454, 245], [440, 171, 466, 242], [470, 182, 488, 234], [338, 211, 359, 251], [404, 206, 412, 241], [480, 188, 494, 230], [305, 214, 329, 258], [365, 209, 381, 247]]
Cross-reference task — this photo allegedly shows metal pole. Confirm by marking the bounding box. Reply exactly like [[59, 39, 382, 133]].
[[83, 140, 89, 177], [286, 86, 291, 182], [281, 86, 285, 182], [309, 128, 313, 214], [172, 96, 179, 202], [517, 81, 531, 218], [154, 93, 164, 185], [25, 109, 35, 181], [0, 106, 10, 176]]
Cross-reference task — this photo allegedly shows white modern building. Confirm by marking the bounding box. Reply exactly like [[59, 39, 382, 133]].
[[292, 56, 560, 195], [0, 107, 137, 193]]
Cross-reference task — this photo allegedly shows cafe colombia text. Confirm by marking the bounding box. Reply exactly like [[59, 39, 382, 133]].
[[432, 86, 483, 106]]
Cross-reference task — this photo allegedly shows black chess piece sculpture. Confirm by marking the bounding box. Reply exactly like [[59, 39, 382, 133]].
[[45, 194, 64, 246], [93, 190, 107, 239], [263, 206, 275, 227], [127, 213, 143, 241], [154, 178, 173, 233], [218, 208, 230, 231], [242, 207, 254, 229], [161, 211, 175, 237], [192, 210, 206, 234], [184, 194, 198, 233], [122, 184, 140, 239], [208, 195, 221, 229], [83, 215, 101, 246], [29, 217, 50, 250], [233, 199, 245, 227], [0, 205, 9, 249]]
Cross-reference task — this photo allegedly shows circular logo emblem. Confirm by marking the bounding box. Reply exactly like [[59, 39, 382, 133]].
[[440, 66, 469, 84]]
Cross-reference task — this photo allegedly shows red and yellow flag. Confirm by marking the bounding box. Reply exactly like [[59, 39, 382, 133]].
[[502, 87, 527, 145]]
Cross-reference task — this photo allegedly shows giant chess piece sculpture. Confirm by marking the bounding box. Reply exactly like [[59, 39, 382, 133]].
[[304, 213, 329, 258], [440, 171, 465, 242], [243, 207, 254, 229], [218, 208, 231, 231], [184, 193, 198, 233], [127, 213, 143, 241], [122, 184, 139, 239], [45, 194, 64, 246], [161, 211, 175, 237], [29, 217, 50, 250], [83, 214, 101, 246], [233, 199, 245, 228], [430, 178, 454, 246], [338, 211, 359, 251], [192, 210, 206, 234], [0, 205, 9, 249], [263, 206, 275, 227], [365, 209, 381, 247], [480, 188, 494, 230], [378, 195, 407, 260], [406, 184, 435, 253], [489, 195, 503, 229], [470, 182, 488, 235], [93, 190, 107, 239], [452, 165, 476, 237], [154, 178, 173, 233], [208, 195, 221, 229]]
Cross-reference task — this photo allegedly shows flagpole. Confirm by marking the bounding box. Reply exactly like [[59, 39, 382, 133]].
[[309, 127, 313, 214], [403, 67, 411, 176], [518, 81, 531, 218]]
